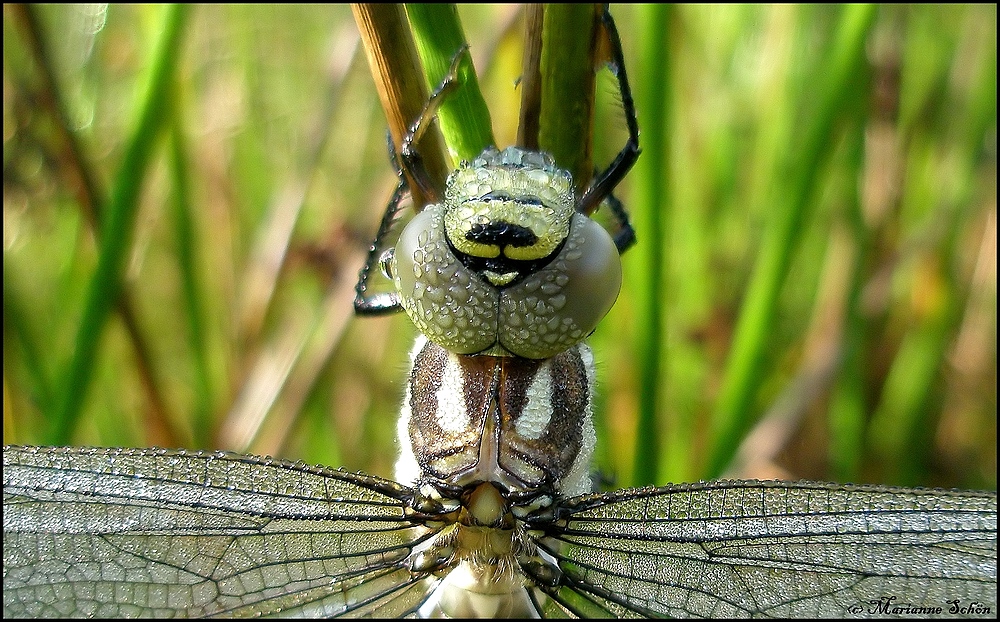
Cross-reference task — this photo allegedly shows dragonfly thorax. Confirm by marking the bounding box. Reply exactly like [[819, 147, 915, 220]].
[[395, 336, 597, 499]]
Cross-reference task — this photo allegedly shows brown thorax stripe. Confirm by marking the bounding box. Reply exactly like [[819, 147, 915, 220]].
[[406, 338, 592, 494]]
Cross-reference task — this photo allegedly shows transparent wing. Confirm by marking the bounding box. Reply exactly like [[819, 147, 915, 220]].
[[3, 445, 440, 618], [533, 480, 997, 618]]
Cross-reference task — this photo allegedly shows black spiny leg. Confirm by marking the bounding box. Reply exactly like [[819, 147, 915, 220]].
[[354, 134, 408, 315], [605, 190, 636, 253], [577, 5, 640, 253], [398, 45, 467, 205], [356, 46, 469, 315]]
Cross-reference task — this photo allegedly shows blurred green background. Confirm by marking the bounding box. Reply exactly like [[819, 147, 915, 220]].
[[3, 5, 995, 492]]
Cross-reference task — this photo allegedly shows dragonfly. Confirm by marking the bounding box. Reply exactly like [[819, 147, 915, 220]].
[[4, 5, 997, 619]]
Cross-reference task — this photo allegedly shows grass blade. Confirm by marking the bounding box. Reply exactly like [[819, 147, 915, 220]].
[[51, 4, 191, 444], [351, 3, 451, 203], [630, 4, 672, 486], [706, 4, 877, 478], [406, 4, 495, 163]]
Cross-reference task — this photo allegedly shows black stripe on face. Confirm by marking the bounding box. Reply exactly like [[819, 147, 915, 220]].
[[465, 221, 539, 249]]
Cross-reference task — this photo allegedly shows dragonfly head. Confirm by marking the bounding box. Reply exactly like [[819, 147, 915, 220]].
[[391, 147, 623, 359]]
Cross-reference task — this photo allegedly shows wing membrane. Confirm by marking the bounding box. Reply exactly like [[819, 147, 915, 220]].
[[536, 480, 996, 618], [6, 448, 996, 619], [3, 446, 439, 618]]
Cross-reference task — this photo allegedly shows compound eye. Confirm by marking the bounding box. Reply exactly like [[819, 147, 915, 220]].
[[498, 213, 622, 359], [392, 205, 499, 355]]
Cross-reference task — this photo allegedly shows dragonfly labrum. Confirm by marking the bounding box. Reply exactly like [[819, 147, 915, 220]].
[[3, 5, 997, 619]]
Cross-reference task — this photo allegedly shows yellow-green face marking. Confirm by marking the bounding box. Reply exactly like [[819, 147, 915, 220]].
[[443, 151, 575, 268]]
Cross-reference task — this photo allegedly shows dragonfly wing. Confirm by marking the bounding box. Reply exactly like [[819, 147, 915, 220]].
[[3, 445, 439, 618], [535, 480, 997, 618]]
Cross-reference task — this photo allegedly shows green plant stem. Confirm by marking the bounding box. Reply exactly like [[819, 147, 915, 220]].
[[168, 104, 214, 448], [827, 122, 868, 482], [706, 4, 877, 478], [537, 4, 599, 190], [51, 4, 191, 444], [631, 3, 671, 487], [406, 4, 494, 163]]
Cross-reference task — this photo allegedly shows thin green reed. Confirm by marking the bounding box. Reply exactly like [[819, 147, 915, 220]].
[[51, 5, 191, 444], [406, 4, 495, 164], [630, 3, 672, 487], [534, 4, 600, 190], [706, 5, 877, 478], [827, 119, 869, 483], [168, 107, 214, 449]]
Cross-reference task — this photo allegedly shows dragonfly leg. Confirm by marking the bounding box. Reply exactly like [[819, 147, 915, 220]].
[[605, 190, 636, 253], [356, 45, 466, 315], [398, 45, 467, 205], [354, 133, 407, 315], [577, 5, 639, 254]]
